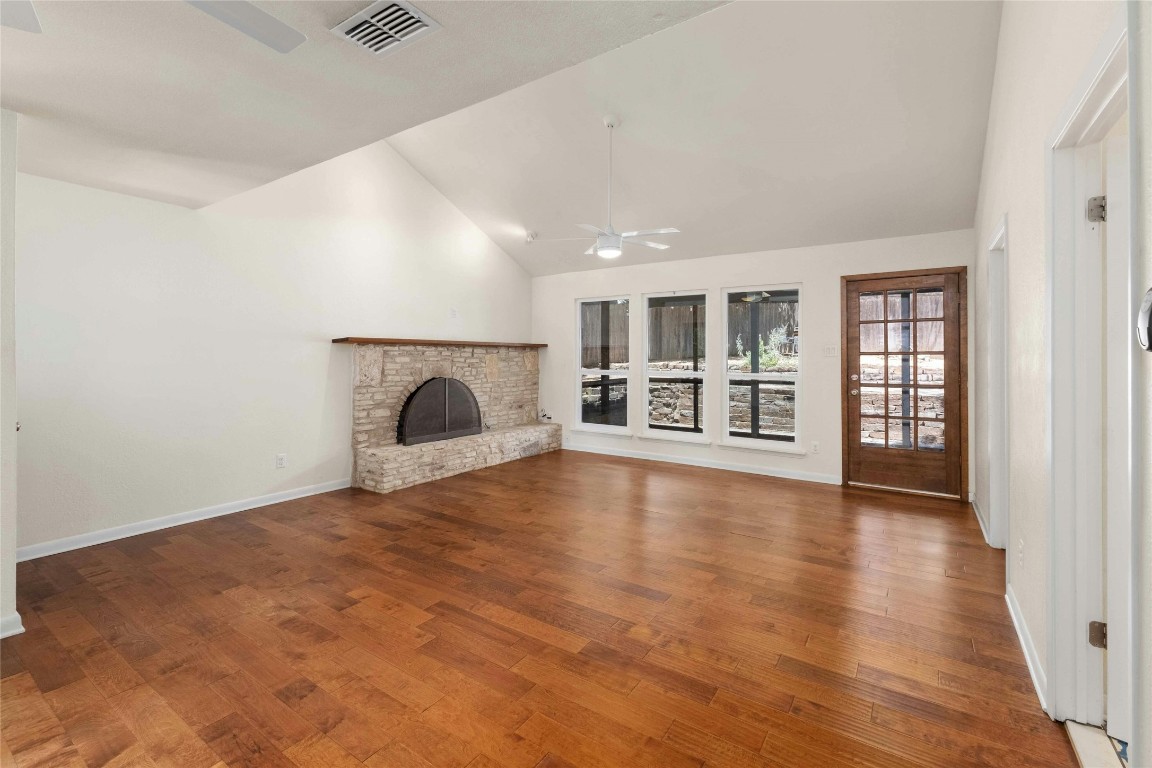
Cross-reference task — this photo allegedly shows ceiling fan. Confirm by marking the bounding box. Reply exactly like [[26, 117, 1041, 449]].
[[530, 117, 679, 259], [1, 0, 308, 53]]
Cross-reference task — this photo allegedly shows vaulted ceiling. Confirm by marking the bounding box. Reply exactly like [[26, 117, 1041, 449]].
[[387, 1, 1003, 276], [3, 1, 1002, 274], [0, 0, 722, 207]]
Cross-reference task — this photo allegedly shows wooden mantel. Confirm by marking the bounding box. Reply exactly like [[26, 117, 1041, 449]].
[[332, 337, 546, 348]]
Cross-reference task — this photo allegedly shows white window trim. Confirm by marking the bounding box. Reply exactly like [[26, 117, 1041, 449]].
[[569, 424, 633, 437], [717, 436, 807, 455], [722, 282, 803, 448], [636, 432, 713, 446], [575, 295, 632, 432], [641, 290, 708, 440]]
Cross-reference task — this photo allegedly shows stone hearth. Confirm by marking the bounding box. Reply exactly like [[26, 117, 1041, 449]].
[[357, 424, 560, 494], [338, 339, 560, 493]]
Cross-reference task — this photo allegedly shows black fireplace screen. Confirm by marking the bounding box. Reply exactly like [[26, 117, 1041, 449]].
[[397, 377, 482, 446]]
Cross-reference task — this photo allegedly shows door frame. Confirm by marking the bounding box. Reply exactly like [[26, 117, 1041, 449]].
[[1043, 8, 1132, 731], [985, 218, 1009, 550], [839, 266, 968, 499]]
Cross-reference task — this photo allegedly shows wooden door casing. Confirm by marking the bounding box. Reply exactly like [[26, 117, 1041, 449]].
[[840, 267, 968, 498]]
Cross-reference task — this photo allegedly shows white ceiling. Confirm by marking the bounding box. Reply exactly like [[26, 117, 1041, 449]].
[[0, 0, 722, 208], [387, 1, 1002, 276]]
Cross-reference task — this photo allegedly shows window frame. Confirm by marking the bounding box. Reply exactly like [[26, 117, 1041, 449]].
[[642, 290, 708, 438], [720, 283, 803, 451], [575, 295, 632, 434]]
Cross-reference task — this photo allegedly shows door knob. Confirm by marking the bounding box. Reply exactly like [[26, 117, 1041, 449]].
[[850, 374, 859, 381], [850, 389, 859, 396]]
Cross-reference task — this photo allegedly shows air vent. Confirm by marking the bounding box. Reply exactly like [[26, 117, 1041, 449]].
[[332, 1, 439, 56]]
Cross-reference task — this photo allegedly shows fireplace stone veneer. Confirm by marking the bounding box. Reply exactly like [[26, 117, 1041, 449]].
[[344, 340, 559, 493], [357, 424, 561, 494]]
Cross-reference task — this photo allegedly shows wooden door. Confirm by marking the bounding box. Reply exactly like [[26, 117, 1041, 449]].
[[842, 269, 966, 497]]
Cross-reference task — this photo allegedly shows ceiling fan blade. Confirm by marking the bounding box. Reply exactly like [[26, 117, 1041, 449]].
[[577, 224, 607, 236], [620, 228, 680, 238], [631, 240, 672, 250], [584, 245, 596, 256], [0, 0, 41, 33], [186, 1, 307, 53]]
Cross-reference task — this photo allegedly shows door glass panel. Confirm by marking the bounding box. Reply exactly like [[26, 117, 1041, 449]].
[[887, 355, 913, 385], [861, 418, 885, 446], [887, 419, 913, 449], [860, 323, 884, 353], [859, 355, 884, 384], [916, 289, 944, 319], [917, 388, 944, 418], [860, 387, 885, 416], [887, 323, 913, 352], [918, 420, 945, 450], [917, 354, 945, 385], [859, 292, 884, 322], [916, 321, 944, 352], [887, 290, 913, 320], [887, 387, 914, 417]]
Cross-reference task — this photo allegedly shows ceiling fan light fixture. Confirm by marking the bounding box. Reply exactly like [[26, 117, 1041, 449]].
[[596, 233, 623, 259]]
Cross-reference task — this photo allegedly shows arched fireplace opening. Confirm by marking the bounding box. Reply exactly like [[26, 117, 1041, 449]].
[[397, 377, 482, 446]]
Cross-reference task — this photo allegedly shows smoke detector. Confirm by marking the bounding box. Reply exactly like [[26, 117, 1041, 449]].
[[332, 1, 440, 56]]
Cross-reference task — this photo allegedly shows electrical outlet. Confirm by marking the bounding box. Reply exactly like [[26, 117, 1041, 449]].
[[450, 307, 458, 319], [276, 453, 287, 469], [1017, 538, 1024, 568], [823, 344, 838, 357], [811, 441, 820, 454]]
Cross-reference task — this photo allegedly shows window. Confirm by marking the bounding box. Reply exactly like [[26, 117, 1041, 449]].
[[726, 288, 800, 441], [578, 298, 629, 427], [646, 294, 706, 433]]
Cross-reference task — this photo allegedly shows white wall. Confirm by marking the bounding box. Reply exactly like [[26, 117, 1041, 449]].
[[532, 229, 974, 483], [971, 0, 1122, 676], [16, 139, 531, 552], [1, 109, 20, 635]]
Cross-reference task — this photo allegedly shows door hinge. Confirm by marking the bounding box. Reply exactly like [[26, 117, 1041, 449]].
[[1088, 620, 1107, 649], [1086, 195, 1107, 223]]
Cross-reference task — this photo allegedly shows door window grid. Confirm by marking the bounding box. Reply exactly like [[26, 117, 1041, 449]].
[[858, 288, 945, 451]]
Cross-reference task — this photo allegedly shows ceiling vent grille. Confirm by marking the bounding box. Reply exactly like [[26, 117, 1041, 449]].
[[331, 1, 439, 56]]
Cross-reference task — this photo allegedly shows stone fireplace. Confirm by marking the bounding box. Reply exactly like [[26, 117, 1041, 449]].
[[334, 337, 561, 494]]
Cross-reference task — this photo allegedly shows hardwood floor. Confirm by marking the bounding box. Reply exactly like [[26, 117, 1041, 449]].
[[1, 450, 1075, 767]]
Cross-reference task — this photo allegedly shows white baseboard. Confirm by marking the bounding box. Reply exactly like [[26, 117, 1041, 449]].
[[15, 478, 352, 562], [562, 442, 841, 486], [1006, 583, 1049, 714], [0, 612, 24, 638], [971, 498, 993, 546]]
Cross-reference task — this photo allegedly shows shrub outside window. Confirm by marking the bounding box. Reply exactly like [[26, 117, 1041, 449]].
[[726, 288, 800, 441], [578, 298, 629, 427], [646, 294, 705, 433]]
